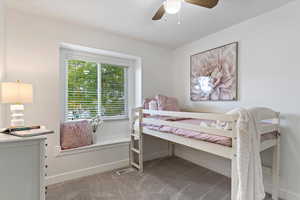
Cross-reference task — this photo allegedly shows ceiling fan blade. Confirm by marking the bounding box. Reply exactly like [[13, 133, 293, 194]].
[[152, 5, 165, 20], [185, 0, 219, 8]]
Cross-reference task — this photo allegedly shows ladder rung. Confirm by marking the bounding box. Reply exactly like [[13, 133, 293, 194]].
[[131, 148, 140, 154], [130, 134, 140, 139], [131, 162, 140, 169]]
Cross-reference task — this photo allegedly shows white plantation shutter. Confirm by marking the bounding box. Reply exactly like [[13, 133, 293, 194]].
[[64, 53, 128, 121]]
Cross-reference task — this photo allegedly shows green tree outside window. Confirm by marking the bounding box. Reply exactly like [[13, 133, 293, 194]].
[[67, 60, 127, 120]]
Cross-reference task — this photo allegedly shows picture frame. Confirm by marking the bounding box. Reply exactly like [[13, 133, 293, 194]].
[[190, 42, 238, 101]]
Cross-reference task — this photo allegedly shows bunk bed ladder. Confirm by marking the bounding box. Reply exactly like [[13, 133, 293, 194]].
[[129, 108, 143, 172]]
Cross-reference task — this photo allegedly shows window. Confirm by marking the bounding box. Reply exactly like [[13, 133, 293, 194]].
[[63, 51, 128, 121]]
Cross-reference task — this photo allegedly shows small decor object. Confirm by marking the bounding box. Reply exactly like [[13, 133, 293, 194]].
[[190, 42, 238, 101], [89, 115, 103, 133], [0, 80, 33, 127]]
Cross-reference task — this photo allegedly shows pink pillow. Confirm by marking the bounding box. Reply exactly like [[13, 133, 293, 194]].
[[60, 120, 93, 150], [156, 94, 180, 111]]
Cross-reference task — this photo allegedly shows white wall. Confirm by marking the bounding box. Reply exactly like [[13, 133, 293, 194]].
[[5, 9, 172, 183], [171, 1, 300, 199], [0, 0, 5, 127], [0, 0, 4, 78]]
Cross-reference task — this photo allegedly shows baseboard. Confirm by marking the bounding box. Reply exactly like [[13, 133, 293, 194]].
[[279, 189, 300, 200], [175, 149, 300, 200], [144, 150, 169, 161], [175, 148, 231, 177], [264, 182, 300, 200], [45, 159, 129, 186], [46, 150, 168, 186]]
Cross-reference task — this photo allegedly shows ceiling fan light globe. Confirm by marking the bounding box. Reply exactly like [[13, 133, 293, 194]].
[[163, 0, 182, 14]]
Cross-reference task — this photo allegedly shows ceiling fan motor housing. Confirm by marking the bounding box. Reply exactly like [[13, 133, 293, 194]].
[[163, 0, 182, 14], [152, 0, 219, 20]]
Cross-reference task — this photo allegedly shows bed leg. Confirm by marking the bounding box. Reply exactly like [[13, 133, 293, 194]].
[[138, 109, 144, 173], [272, 137, 280, 200], [168, 142, 174, 157], [231, 155, 238, 200], [231, 124, 238, 200]]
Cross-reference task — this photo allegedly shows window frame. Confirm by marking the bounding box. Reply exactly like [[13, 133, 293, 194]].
[[61, 48, 130, 121]]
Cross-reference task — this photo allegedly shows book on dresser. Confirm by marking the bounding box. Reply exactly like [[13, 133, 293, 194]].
[[0, 126, 53, 137]]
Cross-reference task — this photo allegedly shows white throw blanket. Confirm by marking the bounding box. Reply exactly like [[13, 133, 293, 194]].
[[229, 108, 269, 200]]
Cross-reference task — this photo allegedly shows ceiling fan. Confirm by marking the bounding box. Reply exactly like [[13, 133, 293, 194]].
[[152, 0, 219, 20]]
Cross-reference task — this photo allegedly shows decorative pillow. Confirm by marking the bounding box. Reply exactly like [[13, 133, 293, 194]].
[[156, 94, 180, 111], [60, 120, 93, 150]]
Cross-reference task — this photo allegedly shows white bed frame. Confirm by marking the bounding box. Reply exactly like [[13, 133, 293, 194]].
[[129, 108, 280, 200]]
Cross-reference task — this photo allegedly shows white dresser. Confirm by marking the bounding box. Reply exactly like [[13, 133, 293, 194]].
[[0, 133, 48, 200]]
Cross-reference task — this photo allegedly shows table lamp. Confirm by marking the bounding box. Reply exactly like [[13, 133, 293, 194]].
[[1, 80, 33, 127]]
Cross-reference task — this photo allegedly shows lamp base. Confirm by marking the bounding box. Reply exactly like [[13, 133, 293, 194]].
[[10, 104, 25, 127]]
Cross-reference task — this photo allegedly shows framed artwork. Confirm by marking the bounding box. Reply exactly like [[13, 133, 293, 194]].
[[190, 42, 238, 101]]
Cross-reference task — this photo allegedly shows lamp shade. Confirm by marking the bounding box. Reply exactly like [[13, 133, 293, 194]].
[[1, 81, 33, 104]]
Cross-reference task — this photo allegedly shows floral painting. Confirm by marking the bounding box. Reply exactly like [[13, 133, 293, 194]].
[[190, 42, 238, 101]]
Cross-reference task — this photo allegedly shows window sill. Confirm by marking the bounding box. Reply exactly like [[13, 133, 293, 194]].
[[65, 116, 129, 122], [102, 116, 129, 121], [55, 138, 130, 157]]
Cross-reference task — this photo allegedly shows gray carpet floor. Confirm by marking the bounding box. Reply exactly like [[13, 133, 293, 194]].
[[46, 157, 273, 200]]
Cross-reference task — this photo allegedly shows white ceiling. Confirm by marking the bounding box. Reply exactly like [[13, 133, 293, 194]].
[[6, 0, 294, 48]]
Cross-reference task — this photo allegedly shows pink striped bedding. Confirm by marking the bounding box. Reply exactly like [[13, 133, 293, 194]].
[[142, 116, 278, 147]]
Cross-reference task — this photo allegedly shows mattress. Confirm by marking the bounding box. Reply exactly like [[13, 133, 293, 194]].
[[141, 116, 278, 147]]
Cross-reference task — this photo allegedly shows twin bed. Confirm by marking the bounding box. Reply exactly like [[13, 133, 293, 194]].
[[129, 107, 280, 200]]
